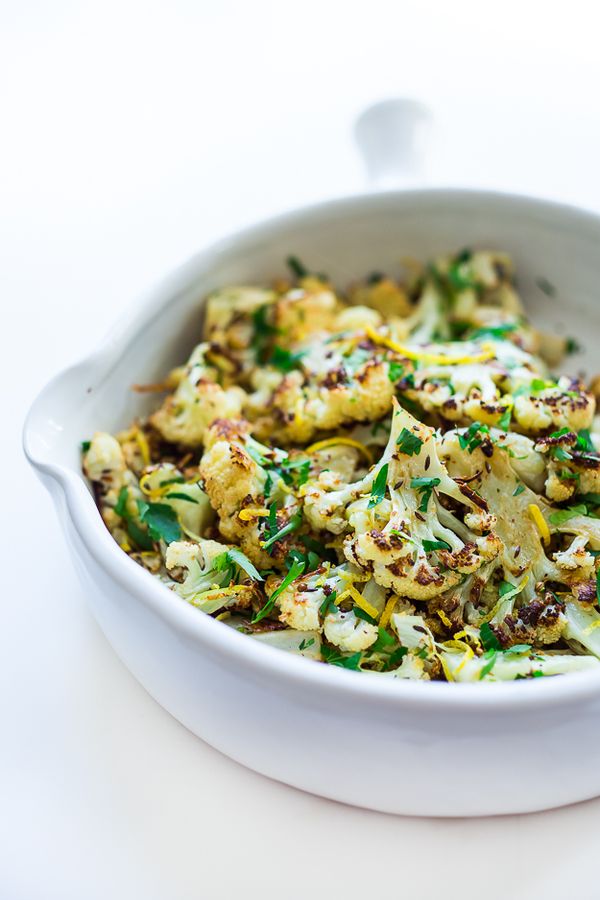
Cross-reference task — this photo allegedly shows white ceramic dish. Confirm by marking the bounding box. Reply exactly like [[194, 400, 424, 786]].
[[24, 189, 600, 817]]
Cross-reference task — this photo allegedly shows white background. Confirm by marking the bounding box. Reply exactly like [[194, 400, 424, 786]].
[[4, 2, 600, 898]]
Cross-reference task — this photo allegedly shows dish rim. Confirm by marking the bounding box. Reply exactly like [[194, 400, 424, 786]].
[[24, 185, 600, 713]]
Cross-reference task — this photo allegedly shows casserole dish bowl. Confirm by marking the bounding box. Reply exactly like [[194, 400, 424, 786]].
[[24, 188, 600, 817]]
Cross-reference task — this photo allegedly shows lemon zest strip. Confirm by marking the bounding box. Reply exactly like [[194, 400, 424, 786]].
[[454, 645, 474, 675], [334, 586, 380, 620], [238, 507, 270, 521], [379, 596, 397, 630], [437, 609, 452, 628], [528, 504, 551, 545], [365, 324, 495, 366], [305, 436, 373, 464], [134, 428, 151, 466]]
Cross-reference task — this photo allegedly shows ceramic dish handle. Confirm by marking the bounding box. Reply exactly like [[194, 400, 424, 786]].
[[354, 98, 433, 189]]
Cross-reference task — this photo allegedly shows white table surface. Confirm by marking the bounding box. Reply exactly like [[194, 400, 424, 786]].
[[5, 2, 600, 897]]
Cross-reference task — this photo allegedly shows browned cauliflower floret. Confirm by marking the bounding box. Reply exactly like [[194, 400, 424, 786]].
[[200, 420, 310, 569], [150, 343, 245, 447], [341, 402, 501, 600]]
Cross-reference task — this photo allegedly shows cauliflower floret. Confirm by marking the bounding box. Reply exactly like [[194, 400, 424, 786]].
[[200, 420, 304, 568], [150, 343, 246, 447], [261, 359, 396, 444], [83, 432, 128, 488], [342, 402, 501, 600], [553, 535, 595, 582], [165, 539, 261, 614], [274, 562, 391, 652], [533, 429, 600, 502], [512, 377, 595, 435], [334, 305, 382, 332], [323, 608, 378, 652], [347, 276, 412, 319], [273, 284, 340, 345]]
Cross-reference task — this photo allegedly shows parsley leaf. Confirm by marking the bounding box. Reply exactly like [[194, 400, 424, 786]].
[[410, 476, 441, 512], [270, 346, 306, 373], [497, 406, 512, 431], [470, 323, 517, 341], [252, 558, 306, 623], [298, 637, 315, 651], [319, 590, 337, 618], [479, 649, 498, 679], [513, 483, 525, 496], [164, 492, 199, 504], [396, 427, 423, 456], [81, 440, 91, 453], [286, 255, 309, 279], [137, 500, 181, 544], [261, 509, 302, 551], [114, 488, 155, 550], [548, 504, 587, 525], [577, 429, 595, 453], [214, 547, 263, 582], [385, 646, 408, 669], [479, 622, 502, 651], [504, 644, 532, 656], [114, 486, 130, 519], [368, 463, 388, 508], [422, 539, 451, 552], [458, 421, 489, 453], [370, 627, 396, 653], [320, 644, 362, 670], [388, 360, 405, 382]]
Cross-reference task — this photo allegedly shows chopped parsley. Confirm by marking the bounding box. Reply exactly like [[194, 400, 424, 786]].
[[270, 345, 306, 373], [497, 406, 512, 431], [577, 429, 595, 453], [479, 622, 502, 652], [367, 271, 384, 285], [137, 500, 181, 544], [479, 649, 498, 679], [368, 463, 388, 508], [252, 558, 306, 623], [213, 548, 263, 582], [513, 483, 525, 496], [410, 476, 441, 512], [261, 509, 302, 551], [113, 487, 155, 551], [371, 627, 396, 653], [164, 492, 199, 504], [385, 646, 408, 669], [548, 504, 587, 525], [319, 590, 337, 618], [458, 421, 489, 453], [286, 255, 309, 279], [298, 637, 315, 651], [422, 538, 451, 552], [470, 322, 517, 341], [504, 644, 532, 656], [251, 305, 278, 362], [387, 360, 405, 382], [566, 337, 581, 354], [396, 427, 423, 456], [320, 644, 362, 670], [81, 440, 91, 453]]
